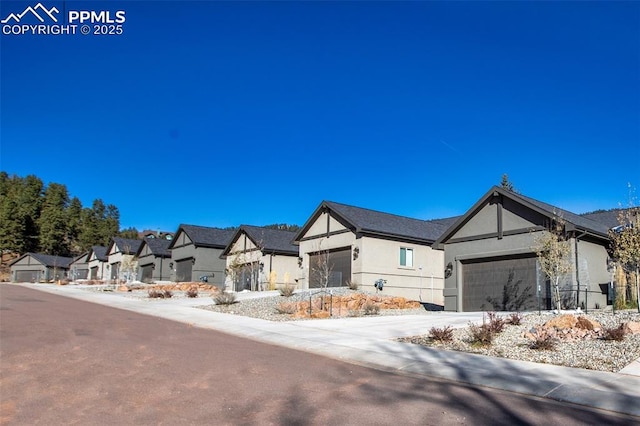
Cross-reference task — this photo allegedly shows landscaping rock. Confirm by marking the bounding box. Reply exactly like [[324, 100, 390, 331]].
[[623, 321, 640, 335], [576, 316, 601, 331], [544, 314, 577, 329]]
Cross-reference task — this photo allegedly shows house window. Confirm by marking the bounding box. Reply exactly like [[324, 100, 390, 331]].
[[400, 247, 413, 267]]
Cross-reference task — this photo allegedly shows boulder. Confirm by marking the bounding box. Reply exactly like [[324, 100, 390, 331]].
[[623, 321, 640, 335], [575, 316, 602, 331], [544, 314, 577, 329]]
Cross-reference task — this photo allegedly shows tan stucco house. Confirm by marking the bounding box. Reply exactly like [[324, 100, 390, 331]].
[[10, 253, 73, 283], [293, 201, 457, 305], [87, 246, 108, 281], [106, 237, 142, 283], [433, 186, 612, 312], [221, 225, 299, 292]]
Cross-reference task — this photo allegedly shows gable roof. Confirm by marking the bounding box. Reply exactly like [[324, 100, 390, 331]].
[[222, 225, 298, 256], [169, 224, 235, 250], [9, 253, 73, 268], [294, 200, 459, 245], [137, 237, 172, 257], [108, 237, 143, 256], [71, 252, 90, 264], [581, 209, 625, 230], [89, 246, 108, 262], [434, 186, 611, 248]]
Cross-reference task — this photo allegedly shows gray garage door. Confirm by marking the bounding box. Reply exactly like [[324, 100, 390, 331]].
[[74, 269, 89, 280], [176, 258, 193, 282], [110, 263, 120, 281], [15, 270, 40, 283], [140, 264, 154, 283], [233, 263, 258, 292], [462, 255, 546, 312], [309, 248, 351, 288]]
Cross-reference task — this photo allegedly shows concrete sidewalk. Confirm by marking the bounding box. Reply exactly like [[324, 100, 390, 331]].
[[17, 284, 640, 417]]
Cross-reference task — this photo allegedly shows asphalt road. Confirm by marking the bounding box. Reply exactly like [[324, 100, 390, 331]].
[[1, 285, 637, 425]]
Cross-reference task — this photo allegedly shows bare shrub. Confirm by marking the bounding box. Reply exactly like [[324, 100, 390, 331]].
[[214, 291, 237, 306], [468, 323, 494, 347], [279, 284, 295, 297], [429, 326, 453, 343], [507, 312, 523, 326], [602, 325, 626, 341], [162, 290, 173, 299], [275, 302, 297, 315], [362, 301, 380, 316], [186, 287, 199, 298], [148, 289, 162, 299], [530, 333, 557, 350], [347, 281, 359, 291], [486, 312, 506, 333]]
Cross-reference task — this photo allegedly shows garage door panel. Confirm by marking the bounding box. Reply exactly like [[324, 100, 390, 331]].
[[309, 248, 351, 288], [15, 270, 40, 283], [176, 258, 193, 282], [463, 256, 543, 312], [140, 264, 154, 283]]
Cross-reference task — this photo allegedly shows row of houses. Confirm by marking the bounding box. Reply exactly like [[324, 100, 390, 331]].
[[10, 186, 624, 312]]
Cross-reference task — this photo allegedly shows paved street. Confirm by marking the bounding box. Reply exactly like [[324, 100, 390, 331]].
[[1, 285, 638, 425]]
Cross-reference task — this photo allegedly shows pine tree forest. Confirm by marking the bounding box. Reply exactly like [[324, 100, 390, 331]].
[[0, 172, 123, 260]]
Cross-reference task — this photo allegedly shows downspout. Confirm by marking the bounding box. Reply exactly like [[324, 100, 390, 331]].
[[574, 230, 587, 309]]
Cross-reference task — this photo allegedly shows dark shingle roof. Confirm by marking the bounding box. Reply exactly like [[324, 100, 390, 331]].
[[111, 237, 143, 255], [91, 246, 108, 262], [295, 201, 458, 244], [72, 252, 89, 264], [224, 225, 298, 256], [139, 237, 172, 257], [9, 253, 74, 268], [434, 186, 611, 248], [508, 190, 610, 236], [581, 209, 624, 230], [176, 225, 235, 249]]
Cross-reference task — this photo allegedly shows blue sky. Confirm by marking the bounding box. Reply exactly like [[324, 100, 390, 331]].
[[1, 1, 639, 232]]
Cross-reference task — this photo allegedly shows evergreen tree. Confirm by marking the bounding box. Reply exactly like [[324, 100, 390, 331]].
[[78, 207, 100, 252], [38, 183, 70, 255], [18, 175, 44, 252], [118, 227, 140, 240], [67, 197, 84, 255], [500, 174, 515, 192], [0, 174, 24, 255], [103, 204, 120, 245]]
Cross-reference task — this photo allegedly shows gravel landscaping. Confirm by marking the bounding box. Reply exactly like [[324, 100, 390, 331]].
[[399, 311, 640, 373], [201, 288, 429, 321], [81, 284, 640, 373]]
